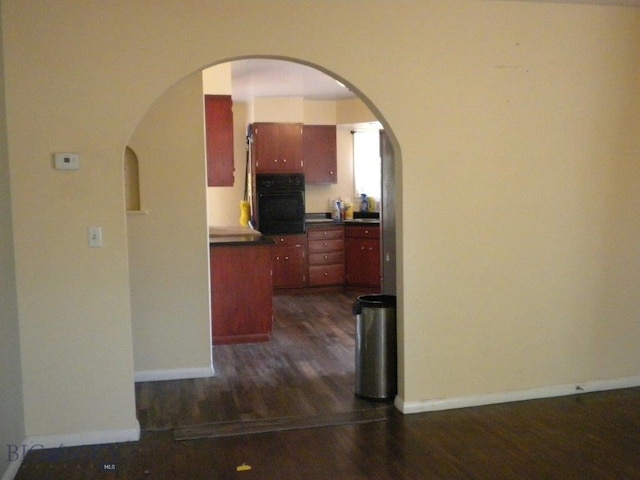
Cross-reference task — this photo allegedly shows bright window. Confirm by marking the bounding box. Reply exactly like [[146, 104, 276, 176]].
[[353, 126, 381, 200]]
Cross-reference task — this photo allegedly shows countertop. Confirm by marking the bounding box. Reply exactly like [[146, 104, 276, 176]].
[[209, 226, 275, 246], [305, 213, 380, 226]]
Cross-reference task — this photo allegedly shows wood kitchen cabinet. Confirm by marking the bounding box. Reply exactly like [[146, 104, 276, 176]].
[[205, 95, 234, 186], [252, 122, 303, 174], [270, 234, 307, 289], [303, 125, 337, 183], [210, 243, 273, 345], [345, 224, 381, 289], [307, 225, 344, 286]]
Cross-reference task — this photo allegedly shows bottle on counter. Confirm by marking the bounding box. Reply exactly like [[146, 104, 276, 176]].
[[343, 198, 354, 220], [360, 194, 368, 213], [331, 199, 342, 222]]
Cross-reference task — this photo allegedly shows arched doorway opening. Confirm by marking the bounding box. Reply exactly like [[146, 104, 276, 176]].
[[127, 57, 399, 431]]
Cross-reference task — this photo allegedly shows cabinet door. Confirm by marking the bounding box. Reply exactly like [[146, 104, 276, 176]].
[[278, 123, 303, 173], [253, 123, 303, 173], [253, 123, 280, 173], [345, 238, 381, 288], [205, 95, 234, 186], [363, 239, 381, 287], [303, 125, 337, 183], [272, 245, 306, 288]]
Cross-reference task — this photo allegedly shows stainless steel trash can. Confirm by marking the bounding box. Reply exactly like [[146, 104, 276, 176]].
[[353, 294, 397, 400]]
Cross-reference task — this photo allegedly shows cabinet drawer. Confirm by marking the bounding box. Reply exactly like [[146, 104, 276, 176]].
[[309, 264, 345, 286], [271, 234, 306, 248], [308, 251, 344, 266], [345, 225, 380, 239], [307, 227, 344, 241], [308, 238, 344, 253]]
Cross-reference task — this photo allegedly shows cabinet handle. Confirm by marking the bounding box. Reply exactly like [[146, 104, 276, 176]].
[[324, 255, 328, 259], [283, 158, 287, 163], [323, 242, 328, 246], [324, 272, 328, 276], [285, 256, 289, 260]]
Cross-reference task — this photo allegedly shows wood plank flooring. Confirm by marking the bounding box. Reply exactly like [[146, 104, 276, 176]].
[[16, 387, 640, 479], [14, 291, 640, 479], [136, 290, 386, 430]]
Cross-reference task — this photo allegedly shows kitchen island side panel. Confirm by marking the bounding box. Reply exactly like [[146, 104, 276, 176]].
[[210, 243, 273, 345]]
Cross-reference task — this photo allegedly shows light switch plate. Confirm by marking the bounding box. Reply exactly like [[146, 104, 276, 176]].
[[88, 226, 103, 248], [54, 153, 80, 170]]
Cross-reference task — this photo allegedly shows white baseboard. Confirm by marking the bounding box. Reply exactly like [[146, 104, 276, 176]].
[[395, 375, 640, 414], [134, 365, 215, 383]]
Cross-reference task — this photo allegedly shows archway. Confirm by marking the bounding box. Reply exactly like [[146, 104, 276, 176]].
[[127, 57, 400, 430]]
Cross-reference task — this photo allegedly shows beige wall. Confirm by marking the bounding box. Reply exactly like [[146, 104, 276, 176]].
[[2, 0, 640, 446], [127, 72, 212, 379], [0, 9, 25, 476], [336, 98, 377, 125]]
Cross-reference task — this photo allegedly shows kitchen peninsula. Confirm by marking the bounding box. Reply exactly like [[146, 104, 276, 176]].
[[209, 227, 274, 345]]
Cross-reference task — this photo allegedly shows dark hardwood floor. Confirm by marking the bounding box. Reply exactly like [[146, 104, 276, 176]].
[[136, 290, 384, 430], [15, 291, 640, 479]]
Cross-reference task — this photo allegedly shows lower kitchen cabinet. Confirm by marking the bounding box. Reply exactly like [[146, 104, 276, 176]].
[[345, 224, 381, 289], [267, 224, 381, 292], [210, 243, 273, 345], [270, 234, 307, 289], [307, 225, 344, 286]]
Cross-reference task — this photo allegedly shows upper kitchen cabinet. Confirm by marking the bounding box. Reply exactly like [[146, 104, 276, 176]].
[[205, 95, 234, 186], [252, 122, 303, 174], [303, 125, 337, 184]]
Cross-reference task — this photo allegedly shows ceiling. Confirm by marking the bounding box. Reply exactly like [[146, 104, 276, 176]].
[[230, 59, 356, 102]]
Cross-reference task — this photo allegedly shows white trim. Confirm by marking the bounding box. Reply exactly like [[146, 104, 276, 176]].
[[395, 375, 640, 414], [25, 425, 140, 450], [134, 365, 215, 383]]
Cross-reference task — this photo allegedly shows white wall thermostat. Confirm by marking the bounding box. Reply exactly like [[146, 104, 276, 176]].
[[54, 152, 80, 170]]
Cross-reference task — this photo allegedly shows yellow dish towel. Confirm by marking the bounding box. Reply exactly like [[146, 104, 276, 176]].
[[239, 200, 250, 226]]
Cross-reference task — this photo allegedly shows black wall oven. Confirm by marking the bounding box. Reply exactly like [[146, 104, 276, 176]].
[[256, 174, 305, 235]]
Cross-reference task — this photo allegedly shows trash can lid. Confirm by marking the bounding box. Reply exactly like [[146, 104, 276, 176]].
[[355, 294, 396, 307]]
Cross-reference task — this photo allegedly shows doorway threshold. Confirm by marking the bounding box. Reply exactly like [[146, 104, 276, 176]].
[[174, 406, 394, 440]]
